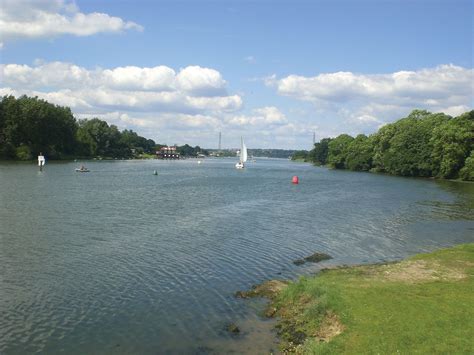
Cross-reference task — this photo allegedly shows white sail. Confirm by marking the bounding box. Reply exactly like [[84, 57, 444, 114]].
[[235, 137, 247, 169], [241, 141, 248, 163]]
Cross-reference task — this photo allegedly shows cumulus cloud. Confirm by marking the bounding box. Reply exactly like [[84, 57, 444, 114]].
[[0, 62, 242, 114], [268, 64, 473, 123], [176, 66, 227, 96], [227, 106, 287, 127], [102, 66, 176, 91], [0, 0, 143, 46]]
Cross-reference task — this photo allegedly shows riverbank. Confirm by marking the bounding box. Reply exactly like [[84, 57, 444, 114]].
[[240, 244, 474, 353]]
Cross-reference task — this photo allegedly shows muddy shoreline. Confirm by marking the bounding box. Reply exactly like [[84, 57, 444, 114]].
[[231, 252, 335, 352]]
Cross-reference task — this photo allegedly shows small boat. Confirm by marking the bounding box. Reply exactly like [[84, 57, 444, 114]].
[[75, 166, 90, 172], [235, 137, 247, 169]]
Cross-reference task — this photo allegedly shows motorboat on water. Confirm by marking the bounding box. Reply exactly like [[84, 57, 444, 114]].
[[75, 165, 90, 172]]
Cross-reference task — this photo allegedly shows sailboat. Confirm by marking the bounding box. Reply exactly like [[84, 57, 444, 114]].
[[235, 137, 247, 169]]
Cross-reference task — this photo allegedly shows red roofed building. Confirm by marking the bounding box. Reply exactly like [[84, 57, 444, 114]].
[[156, 146, 180, 159]]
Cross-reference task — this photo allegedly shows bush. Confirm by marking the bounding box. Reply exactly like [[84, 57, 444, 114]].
[[15, 145, 32, 160], [459, 151, 474, 181]]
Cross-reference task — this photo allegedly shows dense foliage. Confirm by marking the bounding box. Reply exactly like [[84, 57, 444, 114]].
[[307, 109, 474, 181], [307, 137, 331, 165], [0, 95, 157, 160], [176, 144, 208, 157], [250, 149, 297, 158], [291, 150, 309, 161]]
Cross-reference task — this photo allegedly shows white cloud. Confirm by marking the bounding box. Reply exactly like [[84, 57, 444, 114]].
[[0, 62, 242, 114], [268, 64, 473, 117], [175, 66, 227, 96], [227, 106, 287, 127], [264, 64, 473, 140], [253, 106, 287, 124], [437, 105, 471, 117], [102, 66, 176, 91], [0, 0, 143, 46]]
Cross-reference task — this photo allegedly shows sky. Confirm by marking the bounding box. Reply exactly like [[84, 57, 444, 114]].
[[0, 0, 473, 149]]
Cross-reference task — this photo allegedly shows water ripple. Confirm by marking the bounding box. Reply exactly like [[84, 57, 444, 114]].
[[1, 159, 473, 354]]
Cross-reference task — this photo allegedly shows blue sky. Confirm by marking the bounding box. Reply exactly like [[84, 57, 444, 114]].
[[1, 0, 472, 149]]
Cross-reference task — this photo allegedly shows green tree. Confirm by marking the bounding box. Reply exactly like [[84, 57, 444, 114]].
[[345, 134, 374, 171], [0, 95, 77, 159], [76, 118, 104, 156], [291, 150, 308, 161], [327, 134, 354, 169], [308, 138, 332, 165], [76, 118, 126, 157], [176, 144, 207, 157], [0, 95, 21, 158], [459, 151, 474, 181], [375, 110, 449, 176], [120, 129, 156, 155], [431, 111, 474, 178], [371, 122, 399, 172]]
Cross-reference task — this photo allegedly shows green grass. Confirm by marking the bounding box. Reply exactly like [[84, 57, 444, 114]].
[[273, 244, 474, 354]]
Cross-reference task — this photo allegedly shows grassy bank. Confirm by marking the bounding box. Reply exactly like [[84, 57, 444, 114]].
[[267, 244, 474, 353]]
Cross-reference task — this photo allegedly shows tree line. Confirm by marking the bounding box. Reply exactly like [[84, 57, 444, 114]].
[[295, 109, 474, 181], [0, 95, 206, 160]]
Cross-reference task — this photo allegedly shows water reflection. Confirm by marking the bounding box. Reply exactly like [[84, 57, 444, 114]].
[[417, 180, 474, 220]]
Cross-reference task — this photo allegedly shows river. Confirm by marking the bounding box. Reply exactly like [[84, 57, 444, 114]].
[[1, 158, 473, 354]]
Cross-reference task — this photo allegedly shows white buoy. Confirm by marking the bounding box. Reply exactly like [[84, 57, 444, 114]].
[[198, 160, 202, 164], [38, 153, 45, 171]]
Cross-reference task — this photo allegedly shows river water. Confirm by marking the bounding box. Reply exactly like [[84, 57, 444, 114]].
[[1, 158, 473, 354]]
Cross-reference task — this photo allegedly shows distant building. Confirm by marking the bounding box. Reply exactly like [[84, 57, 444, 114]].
[[156, 146, 180, 159]]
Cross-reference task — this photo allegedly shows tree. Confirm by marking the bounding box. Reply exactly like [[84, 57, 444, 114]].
[[0, 95, 77, 159], [374, 110, 449, 177], [459, 151, 474, 181], [76, 119, 133, 158], [327, 134, 354, 168], [176, 144, 208, 157], [431, 111, 474, 178], [345, 134, 374, 171], [291, 150, 308, 161], [120, 129, 156, 155], [0, 95, 21, 158], [308, 138, 332, 165]]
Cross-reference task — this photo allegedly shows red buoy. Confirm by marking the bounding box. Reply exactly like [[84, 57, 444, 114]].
[[292, 176, 299, 184]]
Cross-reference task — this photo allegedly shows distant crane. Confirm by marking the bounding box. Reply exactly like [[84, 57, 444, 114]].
[[218, 131, 222, 151]]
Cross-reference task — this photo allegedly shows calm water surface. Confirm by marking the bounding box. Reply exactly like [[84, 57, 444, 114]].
[[1, 159, 473, 354]]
